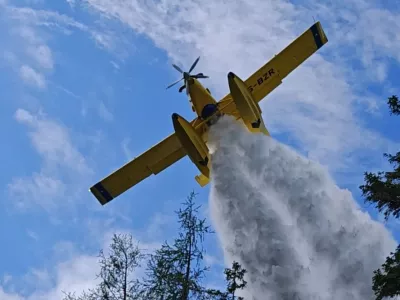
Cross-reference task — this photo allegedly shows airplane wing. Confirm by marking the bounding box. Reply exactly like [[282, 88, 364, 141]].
[[218, 21, 328, 114], [90, 133, 186, 205]]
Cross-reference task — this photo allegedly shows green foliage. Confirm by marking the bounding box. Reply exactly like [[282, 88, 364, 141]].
[[96, 234, 144, 300], [63, 233, 144, 300], [372, 245, 400, 300], [62, 192, 249, 300], [224, 261, 247, 300], [360, 95, 400, 299], [143, 191, 213, 300], [62, 291, 97, 300], [388, 95, 400, 115], [360, 151, 400, 220], [360, 95, 400, 220]]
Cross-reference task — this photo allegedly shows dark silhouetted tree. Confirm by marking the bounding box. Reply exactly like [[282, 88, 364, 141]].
[[143, 192, 213, 300], [205, 261, 248, 300], [63, 233, 144, 300], [224, 261, 247, 300], [61, 193, 248, 300], [360, 151, 400, 220], [360, 95, 400, 300], [372, 245, 400, 300], [388, 95, 400, 115]]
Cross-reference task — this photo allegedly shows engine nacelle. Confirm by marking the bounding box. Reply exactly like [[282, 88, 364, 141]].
[[228, 72, 269, 136], [172, 113, 210, 186]]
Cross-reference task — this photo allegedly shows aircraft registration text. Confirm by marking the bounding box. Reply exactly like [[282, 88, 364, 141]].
[[248, 68, 275, 93]]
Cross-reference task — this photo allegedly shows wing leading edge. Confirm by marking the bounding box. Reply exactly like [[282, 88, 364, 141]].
[[218, 21, 328, 115], [90, 133, 186, 205]]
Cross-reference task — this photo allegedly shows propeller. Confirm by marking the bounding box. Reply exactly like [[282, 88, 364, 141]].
[[166, 56, 209, 94]]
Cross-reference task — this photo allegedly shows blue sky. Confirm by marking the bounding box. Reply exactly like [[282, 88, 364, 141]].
[[1, 0, 399, 298]]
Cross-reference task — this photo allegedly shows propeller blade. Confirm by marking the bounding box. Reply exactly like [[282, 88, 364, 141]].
[[188, 56, 200, 73], [172, 64, 184, 73], [166, 78, 183, 89], [178, 84, 186, 93]]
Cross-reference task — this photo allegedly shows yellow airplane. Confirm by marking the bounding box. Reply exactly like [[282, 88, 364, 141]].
[[90, 21, 328, 205]]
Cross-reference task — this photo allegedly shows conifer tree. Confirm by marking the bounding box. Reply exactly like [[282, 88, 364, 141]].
[[63, 233, 144, 300], [143, 192, 213, 300], [360, 95, 400, 299], [224, 261, 247, 300]]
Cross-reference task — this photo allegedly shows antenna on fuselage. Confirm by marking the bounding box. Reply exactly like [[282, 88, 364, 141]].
[[166, 56, 209, 95]]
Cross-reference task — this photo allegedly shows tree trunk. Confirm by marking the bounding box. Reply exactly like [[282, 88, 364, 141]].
[[123, 251, 128, 300], [182, 217, 193, 300]]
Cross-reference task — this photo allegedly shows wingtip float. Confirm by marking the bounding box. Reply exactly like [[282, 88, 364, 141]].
[[90, 21, 328, 205]]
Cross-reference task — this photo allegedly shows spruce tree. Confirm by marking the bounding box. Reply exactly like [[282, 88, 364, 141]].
[[143, 192, 213, 300], [224, 261, 247, 300], [360, 95, 400, 299], [63, 233, 144, 300]]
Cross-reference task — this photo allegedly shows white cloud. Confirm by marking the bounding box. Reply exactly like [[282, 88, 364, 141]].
[[82, 0, 400, 177], [66, 0, 76, 8], [27, 44, 53, 70], [2, 50, 18, 65], [8, 109, 92, 213], [0, 288, 22, 300], [0, 229, 162, 300], [55, 84, 81, 99], [6, 6, 87, 32], [5, 4, 123, 52], [98, 101, 114, 122], [13, 26, 39, 45], [31, 254, 100, 300], [14, 109, 91, 175], [23, 268, 53, 292], [1, 2, 128, 93], [8, 172, 65, 212], [0, 251, 101, 300], [110, 60, 120, 70], [8, 24, 54, 84], [19, 65, 45, 88], [313, 3, 400, 68], [52, 241, 78, 261], [24, 0, 45, 4], [2, 275, 12, 286], [91, 31, 116, 51], [145, 212, 175, 240]]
